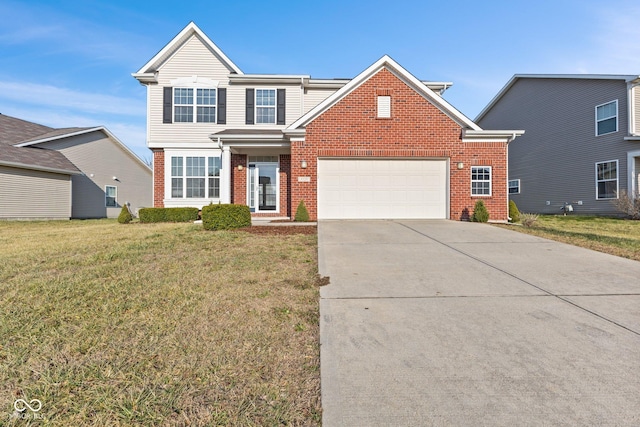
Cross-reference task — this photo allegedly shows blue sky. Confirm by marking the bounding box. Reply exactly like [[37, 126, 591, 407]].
[[1, 0, 640, 161]]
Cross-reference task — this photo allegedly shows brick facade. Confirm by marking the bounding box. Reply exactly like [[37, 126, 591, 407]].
[[290, 68, 508, 221], [152, 149, 164, 208]]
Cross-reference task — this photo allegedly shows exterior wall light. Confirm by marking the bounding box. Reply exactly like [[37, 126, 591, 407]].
[[301, 160, 308, 169], [238, 164, 243, 171], [456, 162, 464, 170]]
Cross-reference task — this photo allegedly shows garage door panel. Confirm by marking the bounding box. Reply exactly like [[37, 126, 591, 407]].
[[318, 159, 447, 219]]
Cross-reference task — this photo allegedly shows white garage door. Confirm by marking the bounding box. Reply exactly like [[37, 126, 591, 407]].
[[317, 159, 447, 219]]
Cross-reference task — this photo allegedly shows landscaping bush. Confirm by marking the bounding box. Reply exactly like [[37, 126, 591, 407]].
[[471, 200, 490, 222], [202, 204, 251, 230], [509, 200, 521, 223], [117, 205, 133, 224], [520, 213, 539, 228], [611, 190, 640, 219], [138, 207, 199, 223], [294, 200, 310, 222]]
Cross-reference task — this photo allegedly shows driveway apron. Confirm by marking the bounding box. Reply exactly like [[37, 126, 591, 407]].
[[318, 220, 640, 426]]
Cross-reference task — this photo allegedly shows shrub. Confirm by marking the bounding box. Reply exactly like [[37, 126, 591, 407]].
[[138, 207, 199, 223], [202, 204, 251, 230], [294, 200, 310, 222], [509, 200, 521, 223], [471, 200, 490, 222], [117, 205, 133, 224], [611, 190, 640, 219], [521, 213, 539, 228]]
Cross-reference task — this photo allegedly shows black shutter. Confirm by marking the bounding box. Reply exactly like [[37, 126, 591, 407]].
[[217, 88, 226, 124], [246, 88, 254, 125], [163, 87, 173, 123], [277, 89, 286, 125]]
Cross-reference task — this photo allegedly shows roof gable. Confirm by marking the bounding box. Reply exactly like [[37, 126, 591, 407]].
[[133, 22, 242, 82], [287, 55, 480, 132]]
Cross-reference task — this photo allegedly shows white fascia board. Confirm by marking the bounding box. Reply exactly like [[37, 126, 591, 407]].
[[131, 72, 158, 84], [18, 127, 152, 172], [462, 129, 525, 143], [148, 141, 218, 149], [218, 141, 291, 148], [0, 160, 82, 175], [134, 22, 243, 76], [288, 55, 481, 131], [228, 74, 310, 85], [306, 79, 350, 89]]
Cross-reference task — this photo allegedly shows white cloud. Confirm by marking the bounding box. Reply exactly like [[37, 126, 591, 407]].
[[0, 81, 145, 116]]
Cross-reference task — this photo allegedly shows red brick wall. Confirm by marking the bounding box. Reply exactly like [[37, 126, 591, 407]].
[[292, 68, 508, 221], [152, 149, 164, 207], [231, 154, 247, 205]]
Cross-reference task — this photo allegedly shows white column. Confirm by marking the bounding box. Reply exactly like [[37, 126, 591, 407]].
[[221, 145, 232, 204]]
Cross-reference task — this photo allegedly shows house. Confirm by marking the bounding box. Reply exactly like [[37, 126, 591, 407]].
[[0, 114, 152, 219], [133, 22, 523, 221], [476, 74, 640, 216]]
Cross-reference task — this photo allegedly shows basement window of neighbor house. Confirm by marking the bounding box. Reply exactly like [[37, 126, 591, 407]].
[[105, 185, 117, 207], [508, 179, 520, 194]]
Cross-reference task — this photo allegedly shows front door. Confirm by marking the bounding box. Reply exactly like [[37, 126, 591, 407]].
[[248, 162, 278, 212]]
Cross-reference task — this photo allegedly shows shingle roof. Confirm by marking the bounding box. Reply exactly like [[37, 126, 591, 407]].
[[0, 113, 54, 145], [0, 114, 81, 174], [0, 145, 81, 174]]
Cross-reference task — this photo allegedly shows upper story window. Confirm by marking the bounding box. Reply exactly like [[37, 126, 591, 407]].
[[471, 166, 492, 196], [174, 88, 216, 123], [256, 89, 276, 124], [595, 100, 618, 136], [245, 88, 285, 125]]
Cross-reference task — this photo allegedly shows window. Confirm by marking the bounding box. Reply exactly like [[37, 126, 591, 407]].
[[508, 179, 520, 194], [170, 155, 221, 199], [174, 88, 193, 122], [256, 89, 276, 124], [174, 88, 216, 123], [471, 166, 491, 196], [377, 95, 391, 118], [105, 185, 117, 207], [596, 100, 618, 136], [196, 89, 216, 123], [595, 160, 618, 200], [208, 157, 221, 198], [171, 157, 183, 197]]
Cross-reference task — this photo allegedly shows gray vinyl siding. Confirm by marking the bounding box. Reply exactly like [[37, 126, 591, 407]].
[[38, 132, 152, 218], [0, 166, 71, 219], [479, 78, 635, 216]]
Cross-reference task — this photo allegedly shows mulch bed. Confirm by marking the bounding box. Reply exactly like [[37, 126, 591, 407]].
[[233, 225, 317, 236]]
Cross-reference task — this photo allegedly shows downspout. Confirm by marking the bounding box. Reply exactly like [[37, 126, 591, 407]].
[[505, 132, 517, 222]]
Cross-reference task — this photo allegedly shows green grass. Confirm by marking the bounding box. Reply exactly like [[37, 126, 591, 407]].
[[0, 220, 321, 426], [497, 215, 640, 261]]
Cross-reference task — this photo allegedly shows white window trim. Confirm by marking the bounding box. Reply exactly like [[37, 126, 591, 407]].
[[471, 166, 492, 197], [164, 150, 223, 206], [508, 179, 520, 194], [595, 159, 619, 200], [105, 185, 117, 207], [595, 99, 618, 136], [255, 88, 277, 124]]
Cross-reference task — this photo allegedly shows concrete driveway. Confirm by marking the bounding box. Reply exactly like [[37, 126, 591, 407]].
[[318, 220, 640, 426]]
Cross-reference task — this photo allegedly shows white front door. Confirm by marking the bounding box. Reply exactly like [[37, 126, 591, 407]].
[[248, 162, 278, 212]]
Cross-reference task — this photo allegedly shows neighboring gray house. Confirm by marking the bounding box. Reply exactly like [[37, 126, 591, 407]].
[[476, 75, 640, 216], [0, 114, 152, 219]]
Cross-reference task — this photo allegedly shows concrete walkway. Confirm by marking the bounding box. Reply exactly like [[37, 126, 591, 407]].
[[318, 220, 640, 426]]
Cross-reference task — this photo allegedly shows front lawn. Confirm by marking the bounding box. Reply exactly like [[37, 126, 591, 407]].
[[0, 220, 321, 426], [497, 215, 640, 261]]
